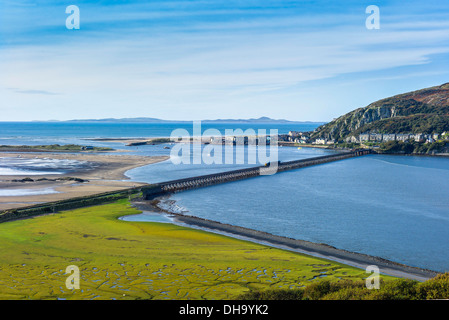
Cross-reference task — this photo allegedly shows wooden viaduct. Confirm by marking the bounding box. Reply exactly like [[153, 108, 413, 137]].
[[143, 149, 372, 198]]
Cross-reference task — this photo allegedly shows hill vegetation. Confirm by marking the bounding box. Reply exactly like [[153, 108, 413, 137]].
[[311, 83, 449, 142]]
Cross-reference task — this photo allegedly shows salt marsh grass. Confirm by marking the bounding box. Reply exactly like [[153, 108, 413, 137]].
[[0, 199, 386, 300]]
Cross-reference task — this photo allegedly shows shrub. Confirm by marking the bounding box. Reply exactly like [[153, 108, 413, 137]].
[[301, 280, 333, 300], [237, 274, 449, 300], [239, 288, 304, 300], [322, 286, 372, 300], [302, 279, 366, 300], [368, 279, 419, 300], [417, 273, 449, 300]]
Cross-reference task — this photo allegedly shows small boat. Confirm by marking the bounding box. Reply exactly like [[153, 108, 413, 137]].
[[297, 147, 302, 150]]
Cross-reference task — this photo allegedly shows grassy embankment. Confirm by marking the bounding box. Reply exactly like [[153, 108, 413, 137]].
[[0, 199, 385, 300]]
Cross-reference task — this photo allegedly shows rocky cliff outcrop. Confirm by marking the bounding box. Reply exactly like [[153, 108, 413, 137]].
[[311, 83, 449, 141]]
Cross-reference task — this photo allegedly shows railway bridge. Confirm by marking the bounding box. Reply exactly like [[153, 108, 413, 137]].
[[143, 149, 372, 198]]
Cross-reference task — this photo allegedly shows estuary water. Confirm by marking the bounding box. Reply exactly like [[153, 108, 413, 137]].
[[1, 121, 448, 272], [128, 150, 449, 273], [169, 155, 449, 272]]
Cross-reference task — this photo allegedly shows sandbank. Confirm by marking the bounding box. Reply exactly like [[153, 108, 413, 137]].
[[0, 152, 169, 210]]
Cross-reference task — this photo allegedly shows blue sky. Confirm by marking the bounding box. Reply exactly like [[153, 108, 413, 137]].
[[1, 0, 449, 121]]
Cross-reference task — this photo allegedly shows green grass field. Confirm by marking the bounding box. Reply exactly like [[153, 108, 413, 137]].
[[0, 199, 389, 300]]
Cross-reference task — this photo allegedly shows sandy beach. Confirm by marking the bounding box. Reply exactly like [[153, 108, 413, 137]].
[[0, 152, 169, 210]]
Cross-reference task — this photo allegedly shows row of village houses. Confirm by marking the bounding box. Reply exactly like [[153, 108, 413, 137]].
[[285, 131, 448, 145], [344, 133, 445, 144]]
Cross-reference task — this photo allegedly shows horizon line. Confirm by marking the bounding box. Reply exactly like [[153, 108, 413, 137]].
[[0, 118, 327, 123]]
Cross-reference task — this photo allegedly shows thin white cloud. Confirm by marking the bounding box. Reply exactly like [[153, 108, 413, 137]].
[[13, 89, 60, 95]]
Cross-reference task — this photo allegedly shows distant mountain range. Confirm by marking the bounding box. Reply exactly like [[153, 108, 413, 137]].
[[311, 82, 449, 141], [63, 116, 320, 124]]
